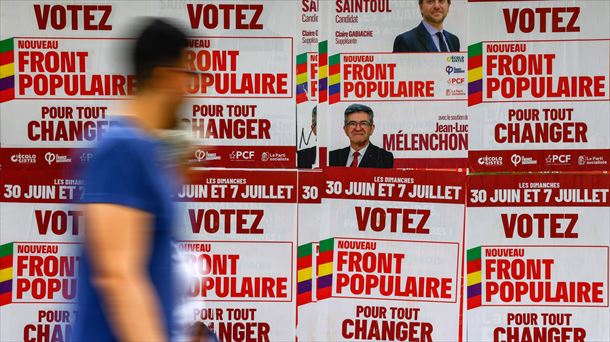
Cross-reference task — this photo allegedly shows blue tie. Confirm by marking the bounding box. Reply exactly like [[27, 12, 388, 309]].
[[436, 31, 448, 52]]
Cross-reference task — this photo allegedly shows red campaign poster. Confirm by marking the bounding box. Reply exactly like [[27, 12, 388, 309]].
[[165, 1, 299, 168], [317, 167, 466, 341], [466, 173, 610, 341], [467, 0, 610, 172], [296, 170, 326, 340], [173, 169, 298, 341], [319, 0, 469, 169], [1, 168, 83, 341], [296, 1, 320, 169]]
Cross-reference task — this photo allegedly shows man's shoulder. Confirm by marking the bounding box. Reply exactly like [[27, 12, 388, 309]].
[[444, 29, 459, 40], [369, 143, 393, 157], [299, 146, 316, 154], [92, 122, 156, 170], [100, 119, 155, 152], [329, 146, 350, 166], [362, 143, 394, 168], [329, 146, 350, 155], [396, 24, 422, 40], [298, 146, 316, 160]]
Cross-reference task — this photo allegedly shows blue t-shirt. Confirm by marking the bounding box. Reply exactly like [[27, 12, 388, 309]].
[[73, 118, 176, 341]]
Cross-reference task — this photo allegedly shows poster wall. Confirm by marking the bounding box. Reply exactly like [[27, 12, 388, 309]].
[[0, 1, 609, 341]]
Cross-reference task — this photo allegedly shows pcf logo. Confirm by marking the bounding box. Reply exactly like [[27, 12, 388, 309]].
[[230, 151, 255, 160]]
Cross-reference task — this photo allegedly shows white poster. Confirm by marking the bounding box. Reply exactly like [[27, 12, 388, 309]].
[[466, 173, 610, 341]]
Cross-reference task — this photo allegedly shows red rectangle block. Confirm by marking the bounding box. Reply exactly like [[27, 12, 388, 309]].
[[297, 256, 312, 270], [467, 259, 481, 273], [329, 93, 340, 104], [468, 92, 482, 107], [317, 286, 332, 300], [0, 292, 12, 306], [317, 250, 333, 265], [467, 295, 481, 309], [319, 53, 327, 66], [297, 292, 311, 306], [319, 147, 327, 166], [296, 92, 308, 104], [329, 63, 340, 75], [296, 63, 307, 75], [0, 255, 12, 269], [469, 55, 482, 69], [319, 90, 327, 103], [0, 88, 14, 103], [0, 50, 14, 64]]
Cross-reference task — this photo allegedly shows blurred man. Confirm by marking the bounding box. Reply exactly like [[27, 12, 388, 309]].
[[393, 0, 460, 52], [297, 105, 317, 168], [74, 19, 190, 341], [329, 104, 393, 168]]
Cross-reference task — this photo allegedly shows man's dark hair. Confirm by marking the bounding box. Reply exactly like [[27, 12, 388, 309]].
[[133, 18, 188, 89], [419, 0, 451, 5], [312, 105, 317, 126], [344, 103, 374, 124]]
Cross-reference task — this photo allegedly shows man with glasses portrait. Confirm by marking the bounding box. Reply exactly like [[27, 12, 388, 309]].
[[329, 104, 394, 168]]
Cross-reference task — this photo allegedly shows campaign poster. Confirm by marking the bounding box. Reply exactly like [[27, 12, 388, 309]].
[[321, 0, 468, 168], [162, 1, 298, 168], [316, 0, 332, 169], [296, 170, 327, 340], [296, 1, 320, 169], [0, 0, 159, 166], [0, 35, 132, 168], [318, 168, 466, 341], [0, 168, 84, 342], [466, 173, 610, 341], [174, 169, 297, 341], [468, 0, 610, 172]]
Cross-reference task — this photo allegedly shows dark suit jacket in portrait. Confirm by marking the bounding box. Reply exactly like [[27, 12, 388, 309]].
[[297, 146, 317, 169], [329, 143, 393, 168], [393, 22, 460, 53]]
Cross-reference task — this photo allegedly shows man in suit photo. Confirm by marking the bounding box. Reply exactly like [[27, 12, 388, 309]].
[[297, 105, 317, 168], [329, 104, 394, 168], [393, 0, 460, 53]]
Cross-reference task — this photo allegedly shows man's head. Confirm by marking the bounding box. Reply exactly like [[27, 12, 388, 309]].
[[133, 18, 189, 128], [419, 0, 451, 28], [311, 106, 317, 136], [343, 104, 375, 149]]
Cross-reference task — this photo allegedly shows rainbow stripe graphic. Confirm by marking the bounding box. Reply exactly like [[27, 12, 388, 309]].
[[466, 246, 482, 309], [296, 53, 309, 104], [297, 243, 313, 305], [0, 243, 14, 306], [0, 38, 15, 103], [468, 42, 483, 107], [316, 237, 334, 300], [318, 41, 328, 103], [328, 54, 340, 104]]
